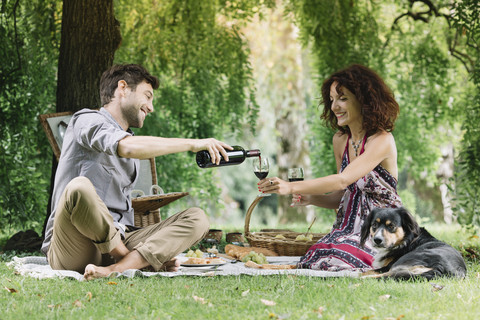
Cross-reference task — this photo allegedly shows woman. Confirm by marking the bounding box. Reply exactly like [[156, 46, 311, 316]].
[[258, 64, 403, 271]]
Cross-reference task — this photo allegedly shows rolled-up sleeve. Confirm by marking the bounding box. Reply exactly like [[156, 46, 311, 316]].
[[74, 117, 131, 156]]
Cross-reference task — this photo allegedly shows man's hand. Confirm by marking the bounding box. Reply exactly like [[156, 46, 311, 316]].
[[192, 138, 233, 165]]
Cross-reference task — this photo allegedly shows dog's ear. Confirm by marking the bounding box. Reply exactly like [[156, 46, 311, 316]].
[[397, 207, 420, 236], [360, 208, 377, 247]]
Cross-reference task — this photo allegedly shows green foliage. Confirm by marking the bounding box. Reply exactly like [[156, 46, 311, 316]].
[[0, 0, 60, 232], [450, 0, 480, 226], [114, 0, 265, 208]]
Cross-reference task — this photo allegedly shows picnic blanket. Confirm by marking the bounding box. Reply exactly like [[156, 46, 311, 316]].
[[7, 255, 361, 281]]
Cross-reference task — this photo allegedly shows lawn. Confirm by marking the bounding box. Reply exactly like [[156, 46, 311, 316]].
[[1, 223, 479, 320]]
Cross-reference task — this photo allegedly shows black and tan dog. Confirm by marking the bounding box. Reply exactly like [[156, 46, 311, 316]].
[[360, 207, 466, 280]]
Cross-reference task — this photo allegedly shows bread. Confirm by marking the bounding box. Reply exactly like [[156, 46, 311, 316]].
[[224, 244, 278, 260]]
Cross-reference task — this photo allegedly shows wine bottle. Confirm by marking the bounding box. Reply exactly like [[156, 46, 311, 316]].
[[196, 145, 261, 168]]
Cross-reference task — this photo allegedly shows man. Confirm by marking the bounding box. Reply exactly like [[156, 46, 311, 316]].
[[41, 64, 232, 280]]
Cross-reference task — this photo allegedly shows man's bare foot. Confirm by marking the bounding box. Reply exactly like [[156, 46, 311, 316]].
[[84, 264, 114, 280], [160, 258, 181, 272]]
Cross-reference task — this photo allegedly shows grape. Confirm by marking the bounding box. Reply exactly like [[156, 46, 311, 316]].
[[241, 251, 268, 264]]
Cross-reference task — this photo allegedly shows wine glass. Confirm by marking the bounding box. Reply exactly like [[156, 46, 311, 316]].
[[253, 156, 271, 197], [288, 168, 304, 206], [288, 168, 304, 182]]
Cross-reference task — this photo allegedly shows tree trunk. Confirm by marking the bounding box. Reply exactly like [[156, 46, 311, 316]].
[[43, 0, 121, 238], [56, 0, 121, 112]]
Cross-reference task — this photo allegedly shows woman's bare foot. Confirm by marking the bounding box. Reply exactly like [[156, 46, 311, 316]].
[[84, 264, 114, 280], [160, 258, 181, 272]]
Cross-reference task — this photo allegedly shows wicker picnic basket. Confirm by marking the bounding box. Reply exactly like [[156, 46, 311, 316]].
[[132, 192, 189, 227], [244, 196, 327, 256]]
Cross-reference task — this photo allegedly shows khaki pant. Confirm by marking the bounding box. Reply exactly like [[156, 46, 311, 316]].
[[48, 177, 209, 273]]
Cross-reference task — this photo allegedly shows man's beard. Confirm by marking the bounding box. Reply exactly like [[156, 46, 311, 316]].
[[122, 105, 142, 128]]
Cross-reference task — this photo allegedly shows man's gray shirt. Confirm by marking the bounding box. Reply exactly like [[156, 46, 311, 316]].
[[41, 108, 139, 256]]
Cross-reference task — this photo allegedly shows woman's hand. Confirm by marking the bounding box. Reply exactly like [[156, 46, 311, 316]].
[[257, 177, 292, 195], [290, 194, 311, 207]]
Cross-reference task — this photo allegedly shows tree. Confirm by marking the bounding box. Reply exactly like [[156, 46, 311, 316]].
[[1, 0, 59, 232], [56, 0, 121, 112], [450, 0, 480, 227]]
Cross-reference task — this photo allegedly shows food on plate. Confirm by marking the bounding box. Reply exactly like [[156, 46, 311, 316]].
[[241, 251, 268, 264], [244, 260, 296, 270], [225, 244, 278, 260], [183, 257, 225, 265]]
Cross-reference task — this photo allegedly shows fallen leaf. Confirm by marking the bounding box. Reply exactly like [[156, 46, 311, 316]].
[[361, 316, 373, 320], [193, 295, 207, 304], [47, 304, 61, 309], [378, 294, 391, 301], [107, 281, 117, 285], [72, 300, 83, 308], [313, 306, 325, 314], [261, 299, 276, 306], [242, 289, 250, 297], [327, 284, 335, 288], [85, 292, 92, 301], [4, 286, 18, 293], [431, 283, 444, 292]]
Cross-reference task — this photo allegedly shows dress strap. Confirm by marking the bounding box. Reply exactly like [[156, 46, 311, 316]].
[[359, 135, 368, 155], [345, 135, 351, 153]]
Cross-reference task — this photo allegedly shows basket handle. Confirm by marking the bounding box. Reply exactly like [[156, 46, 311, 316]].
[[244, 195, 265, 235]]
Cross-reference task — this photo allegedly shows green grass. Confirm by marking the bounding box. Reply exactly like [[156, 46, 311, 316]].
[[2, 223, 480, 320]]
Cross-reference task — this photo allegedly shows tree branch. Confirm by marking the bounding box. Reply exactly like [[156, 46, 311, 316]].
[[383, 0, 475, 72]]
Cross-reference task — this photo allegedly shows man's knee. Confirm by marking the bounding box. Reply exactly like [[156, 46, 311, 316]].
[[65, 177, 96, 199], [63, 176, 101, 212], [66, 176, 93, 192], [185, 207, 210, 233]]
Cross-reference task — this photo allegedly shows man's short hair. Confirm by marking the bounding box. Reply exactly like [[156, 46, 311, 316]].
[[100, 64, 160, 106]]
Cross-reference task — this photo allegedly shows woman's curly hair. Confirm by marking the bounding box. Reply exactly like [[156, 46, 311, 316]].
[[320, 64, 399, 136]]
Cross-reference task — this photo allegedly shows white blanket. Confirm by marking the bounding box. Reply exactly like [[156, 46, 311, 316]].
[[7, 255, 361, 281]]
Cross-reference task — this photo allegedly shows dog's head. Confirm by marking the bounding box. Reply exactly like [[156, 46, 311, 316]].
[[360, 207, 420, 249]]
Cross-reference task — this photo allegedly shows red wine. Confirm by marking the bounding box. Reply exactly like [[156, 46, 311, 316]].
[[288, 178, 304, 182], [196, 145, 260, 168], [254, 171, 268, 179]]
